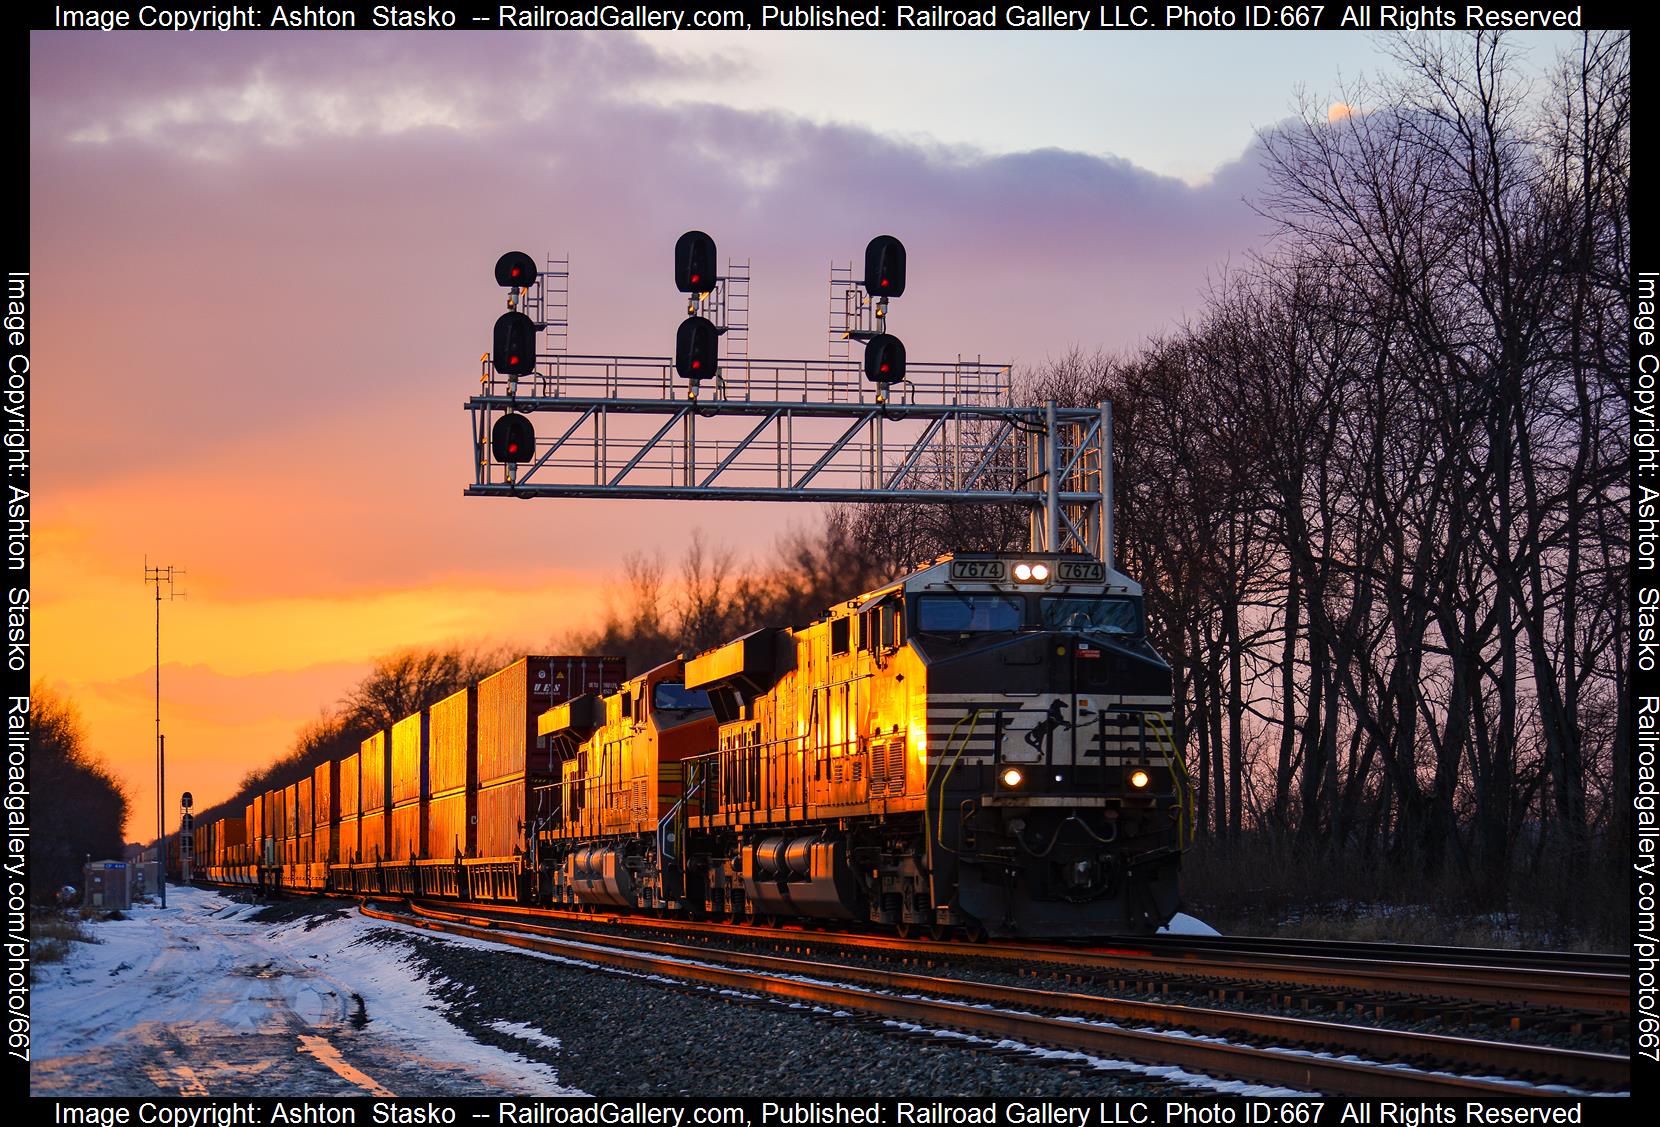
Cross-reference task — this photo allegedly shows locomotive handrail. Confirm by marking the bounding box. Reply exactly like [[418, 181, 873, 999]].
[[657, 774, 706, 863], [1145, 712, 1194, 848], [923, 709, 981, 856]]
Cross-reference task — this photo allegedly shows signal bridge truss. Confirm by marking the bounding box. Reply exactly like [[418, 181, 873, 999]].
[[466, 352, 1113, 557]]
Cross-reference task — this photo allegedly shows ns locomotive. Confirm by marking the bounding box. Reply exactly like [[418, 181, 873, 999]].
[[185, 550, 1189, 938]]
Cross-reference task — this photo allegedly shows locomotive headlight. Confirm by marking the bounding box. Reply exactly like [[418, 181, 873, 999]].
[[1031, 563, 1049, 581], [1000, 767, 1025, 788], [1129, 770, 1150, 789], [1014, 563, 1033, 581]]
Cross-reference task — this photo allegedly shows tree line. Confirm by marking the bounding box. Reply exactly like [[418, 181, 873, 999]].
[[31, 686, 130, 898], [855, 33, 1631, 928]]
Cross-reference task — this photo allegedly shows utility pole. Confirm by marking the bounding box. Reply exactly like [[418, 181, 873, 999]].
[[143, 560, 184, 909]]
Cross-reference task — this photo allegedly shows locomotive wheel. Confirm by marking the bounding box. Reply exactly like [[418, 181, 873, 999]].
[[960, 922, 988, 943], [928, 923, 948, 942], [894, 920, 915, 939]]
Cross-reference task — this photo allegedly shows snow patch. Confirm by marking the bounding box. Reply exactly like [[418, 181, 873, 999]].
[[30, 886, 583, 1096], [491, 1021, 563, 1052], [1157, 912, 1221, 937]]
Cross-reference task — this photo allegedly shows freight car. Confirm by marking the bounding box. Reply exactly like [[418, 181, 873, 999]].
[[185, 655, 626, 900], [181, 552, 1188, 937]]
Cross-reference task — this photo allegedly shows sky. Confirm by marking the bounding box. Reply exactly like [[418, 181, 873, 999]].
[[27, 28, 1583, 836]]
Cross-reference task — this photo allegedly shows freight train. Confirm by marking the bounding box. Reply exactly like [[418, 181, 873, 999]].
[[179, 551, 1190, 937]]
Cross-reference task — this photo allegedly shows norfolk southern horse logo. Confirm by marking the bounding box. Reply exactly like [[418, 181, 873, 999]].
[[1024, 699, 1074, 758]]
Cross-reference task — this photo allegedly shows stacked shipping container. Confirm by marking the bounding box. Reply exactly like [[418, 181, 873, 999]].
[[359, 731, 389, 863], [390, 711, 428, 861], [427, 686, 476, 860], [243, 800, 261, 866], [296, 776, 314, 866], [313, 759, 337, 868], [476, 656, 625, 859], [338, 751, 361, 865]]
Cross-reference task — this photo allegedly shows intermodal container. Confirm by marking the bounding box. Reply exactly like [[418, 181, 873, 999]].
[[312, 760, 338, 865], [296, 777, 314, 863], [220, 816, 247, 866], [429, 686, 475, 796], [361, 731, 389, 814], [477, 656, 625, 785], [360, 809, 387, 863], [265, 789, 284, 846], [391, 711, 429, 805], [338, 750, 361, 864], [284, 782, 300, 856], [389, 801, 424, 862], [390, 709, 427, 861], [427, 790, 474, 860], [359, 732, 390, 863], [340, 752, 360, 816], [476, 777, 563, 859], [426, 687, 477, 860]]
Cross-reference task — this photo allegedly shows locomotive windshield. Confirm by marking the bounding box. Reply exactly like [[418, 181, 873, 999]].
[[653, 682, 711, 711], [1041, 596, 1142, 636], [916, 594, 1024, 633]]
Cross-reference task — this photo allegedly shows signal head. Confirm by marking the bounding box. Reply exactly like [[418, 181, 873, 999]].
[[863, 235, 906, 299], [491, 412, 536, 464], [863, 333, 906, 384], [676, 315, 719, 381], [492, 311, 537, 376], [674, 230, 718, 294], [494, 251, 538, 288]]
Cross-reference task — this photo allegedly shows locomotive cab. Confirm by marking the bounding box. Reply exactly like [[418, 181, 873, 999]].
[[913, 556, 1186, 935]]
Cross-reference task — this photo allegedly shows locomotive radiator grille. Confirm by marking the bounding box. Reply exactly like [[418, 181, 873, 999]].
[[867, 734, 907, 797]]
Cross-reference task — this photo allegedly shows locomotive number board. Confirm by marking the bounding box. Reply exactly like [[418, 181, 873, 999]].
[[1057, 561, 1106, 583], [950, 559, 1006, 580]]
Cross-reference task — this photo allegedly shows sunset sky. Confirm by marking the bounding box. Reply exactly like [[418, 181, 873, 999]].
[[28, 29, 1579, 835]]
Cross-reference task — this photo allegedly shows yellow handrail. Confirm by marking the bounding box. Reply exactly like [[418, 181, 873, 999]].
[[933, 711, 981, 849], [923, 709, 982, 856], [1145, 711, 1194, 849]]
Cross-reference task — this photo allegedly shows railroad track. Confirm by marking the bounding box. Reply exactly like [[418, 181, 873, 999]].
[[413, 899, 1629, 1021], [196, 880, 1627, 1027], [360, 900, 1625, 1097], [1122, 933, 1627, 975]]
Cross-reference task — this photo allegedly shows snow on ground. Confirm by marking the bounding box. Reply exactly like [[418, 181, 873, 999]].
[[1158, 912, 1221, 936], [30, 886, 582, 1097]]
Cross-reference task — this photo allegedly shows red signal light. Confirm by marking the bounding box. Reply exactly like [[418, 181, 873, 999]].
[[676, 315, 718, 381], [675, 231, 717, 294], [495, 251, 537, 288], [493, 311, 537, 376], [863, 236, 907, 298], [491, 413, 535, 464]]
